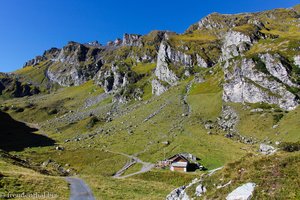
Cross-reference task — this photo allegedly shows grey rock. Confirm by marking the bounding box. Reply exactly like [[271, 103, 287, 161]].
[[260, 53, 298, 88], [218, 106, 238, 132], [114, 38, 123, 46], [196, 54, 209, 68], [195, 184, 207, 197], [223, 58, 298, 111], [95, 64, 132, 93], [152, 79, 168, 96], [55, 146, 64, 151], [250, 108, 264, 113], [220, 31, 252, 61], [85, 41, 101, 47], [226, 183, 256, 200], [166, 178, 200, 200], [259, 143, 276, 155], [47, 42, 102, 86], [122, 33, 142, 47], [155, 41, 180, 86], [294, 55, 300, 68]]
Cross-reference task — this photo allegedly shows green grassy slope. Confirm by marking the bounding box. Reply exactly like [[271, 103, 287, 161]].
[[0, 152, 69, 200], [194, 151, 300, 199], [0, 5, 299, 200]]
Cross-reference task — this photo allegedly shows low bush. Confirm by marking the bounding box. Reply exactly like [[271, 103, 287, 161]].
[[15, 107, 24, 113], [86, 116, 99, 129], [280, 142, 300, 152], [47, 108, 58, 115]]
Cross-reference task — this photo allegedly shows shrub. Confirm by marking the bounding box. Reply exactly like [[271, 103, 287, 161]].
[[86, 116, 99, 129], [0, 106, 9, 112], [252, 56, 269, 74], [24, 103, 35, 109], [48, 108, 58, 115], [273, 113, 284, 124], [280, 142, 300, 152], [15, 107, 24, 113]]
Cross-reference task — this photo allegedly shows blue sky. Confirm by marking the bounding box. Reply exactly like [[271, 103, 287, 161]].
[[0, 0, 299, 72]]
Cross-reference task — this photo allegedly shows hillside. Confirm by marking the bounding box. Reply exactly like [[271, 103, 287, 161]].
[[0, 4, 300, 200]]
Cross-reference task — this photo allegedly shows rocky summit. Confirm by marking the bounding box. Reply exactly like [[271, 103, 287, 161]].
[[0, 4, 300, 200]]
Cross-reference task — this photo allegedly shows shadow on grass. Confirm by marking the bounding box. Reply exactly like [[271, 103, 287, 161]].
[[0, 111, 55, 151]]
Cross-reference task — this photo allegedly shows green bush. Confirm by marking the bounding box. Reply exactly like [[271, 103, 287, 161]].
[[86, 116, 99, 129], [273, 113, 284, 124], [280, 142, 300, 152], [252, 56, 269, 74], [15, 107, 24, 113], [0, 106, 9, 112], [48, 108, 58, 115]]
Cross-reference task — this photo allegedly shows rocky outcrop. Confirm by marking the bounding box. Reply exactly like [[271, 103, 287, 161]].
[[260, 54, 298, 87], [47, 42, 102, 86], [122, 34, 142, 47], [95, 64, 137, 93], [153, 40, 197, 94], [151, 79, 168, 96], [220, 31, 252, 61], [223, 58, 299, 110], [107, 39, 123, 47], [154, 41, 180, 86], [196, 13, 242, 30], [226, 183, 256, 200], [196, 54, 209, 68], [23, 56, 46, 67], [23, 48, 60, 67], [85, 41, 101, 47], [294, 55, 300, 68], [166, 178, 201, 200], [195, 184, 207, 197], [259, 144, 277, 155], [218, 105, 239, 133], [0, 73, 40, 97], [187, 8, 298, 33]]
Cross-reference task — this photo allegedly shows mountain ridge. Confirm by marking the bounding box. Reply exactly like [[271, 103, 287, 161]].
[[0, 4, 300, 200]]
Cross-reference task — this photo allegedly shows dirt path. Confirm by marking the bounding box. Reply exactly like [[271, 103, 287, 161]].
[[109, 151, 154, 179], [66, 177, 95, 200]]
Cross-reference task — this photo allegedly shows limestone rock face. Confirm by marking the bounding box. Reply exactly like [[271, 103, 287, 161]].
[[153, 40, 199, 95], [154, 41, 180, 86], [85, 41, 101, 47], [196, 13, 236, 30], [0, 73, 40, 97], [196, 54, 209, 68], [223, 58, 298, 111], [260, 53, 298, 87], [47, 42, 102, 86], [95, 64, 136, 93], [226, 183, 256, 200], [294, 55, 300, 68], [23, 48, 60, 67], [166, 178, 201, 200], [151, 79, 168, 96], [122, 34, 142, 47], [195, 184, 207, 197], [220, 31, 253, 61]]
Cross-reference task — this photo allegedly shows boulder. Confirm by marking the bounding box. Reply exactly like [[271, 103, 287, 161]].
[[152, 79, 168, 96], [294, 55, 300, 68], [226, 183, 256, 200], [259, 143, 276, 155], [195, 184, 207, 197]]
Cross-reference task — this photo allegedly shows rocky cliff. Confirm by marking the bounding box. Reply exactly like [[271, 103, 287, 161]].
[[7, 5, 300, 110], [0, 73, 40, 98]]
